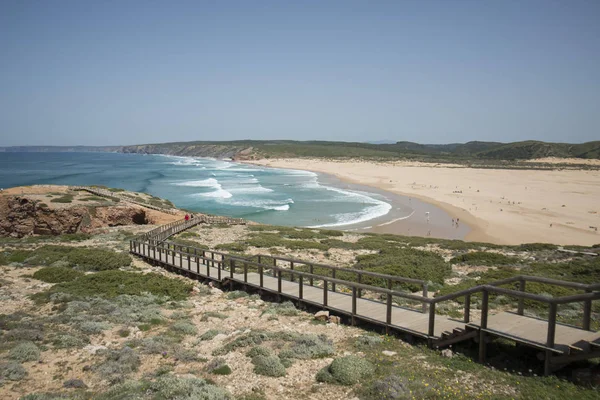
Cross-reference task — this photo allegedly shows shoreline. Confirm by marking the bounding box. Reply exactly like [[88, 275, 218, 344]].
[[244, 158, 600, 246]]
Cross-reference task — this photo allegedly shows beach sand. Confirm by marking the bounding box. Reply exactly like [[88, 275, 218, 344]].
[[246, 158, 600, 246]]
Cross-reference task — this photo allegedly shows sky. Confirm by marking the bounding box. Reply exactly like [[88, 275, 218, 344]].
[[1, 1, 599, 146]]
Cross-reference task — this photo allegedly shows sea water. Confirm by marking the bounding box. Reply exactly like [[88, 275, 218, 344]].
[[0, 152, 403, 228]]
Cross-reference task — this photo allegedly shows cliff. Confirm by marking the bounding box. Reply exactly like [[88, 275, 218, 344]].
[[0, 186, 181, 237]]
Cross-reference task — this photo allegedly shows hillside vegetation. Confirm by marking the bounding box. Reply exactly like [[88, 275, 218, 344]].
[[119, 139, 600, 164]]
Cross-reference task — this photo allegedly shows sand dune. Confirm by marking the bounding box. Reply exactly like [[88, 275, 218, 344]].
[[248, 159, 600, 246]]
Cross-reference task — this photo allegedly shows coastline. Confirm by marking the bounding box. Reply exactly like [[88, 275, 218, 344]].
[[244, 158, 600, 246]]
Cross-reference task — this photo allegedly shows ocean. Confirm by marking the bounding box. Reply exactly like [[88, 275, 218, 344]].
[[0, 152, 403, 229]]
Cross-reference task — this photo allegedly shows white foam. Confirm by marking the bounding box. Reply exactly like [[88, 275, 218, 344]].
[[272, 204, 290, 211], [198, 188, 233, 199], [376, 211, 415, 227], [175, 178, 220, 188], [228, 185, 274, 194]]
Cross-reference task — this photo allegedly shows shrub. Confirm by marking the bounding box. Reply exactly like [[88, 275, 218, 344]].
[[205, 357, 232, 375], [11, 246, 131, 271], [94, 346, 140, 380], [354, 335, 383, 349], [227, 290, 249, 299], [216, 242, 249, 252], [52, 333, 88, 348], [63, 378, 87, 388], [247, 346, 273, 358], [354, 247, 451, 287], [145, 375, 231, 400], [261, 301, 299, 317], [37, 271, 192, 301], [33, 267, 84, 283], [251, 355, 286, 377], [449, 252, 520, 266], [316, 355, 374, 385], [9, 341, 41, 362], [364, 376, 412, 400], [279, 334, 335, 360], [172, 346, 201, 362], [199, 329, 221, 341], [78, 321, 111, 335], [170, 321, 198, 336], [201, 311, 228, 321], [50, 194, 74, 203], [0, 362, 27, 381], [518, 243, 558, 251], [319, 229, 344, 237]]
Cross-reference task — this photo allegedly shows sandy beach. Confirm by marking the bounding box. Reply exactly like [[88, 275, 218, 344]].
[[246, 158, 600, 246]]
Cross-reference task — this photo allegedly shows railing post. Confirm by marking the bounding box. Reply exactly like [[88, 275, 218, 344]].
[[244, 262, 248, 283], [464, 294, 471, 323], [583, 289, 592, 331], [545, 302, 558, 376], [179, 247, 183, 267], [196, 255, 200, 274], [259, 265, 263, 287], [422, 284, 428, 313], [277, 270, 282, 294], [332, 269, 336, 292], [352, 287, 357, 325], [386, 292, 392, 334], [518, 278, 526, 315], [323, 279, 328, 306], [357, 273, 362, 298], [290, 261, 294, 282], [298, 275, 303, 299], [257, 255, 261, 265], [309, 265, 314, 286], [230, 259, 235, 279], [479, 289, 489, 364], [428, 302, 436, 338]]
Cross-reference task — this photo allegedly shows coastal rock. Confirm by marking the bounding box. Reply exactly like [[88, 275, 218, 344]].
[[328, 315, 341, 324]]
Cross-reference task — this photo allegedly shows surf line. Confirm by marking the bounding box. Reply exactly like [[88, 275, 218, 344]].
[[375, 210, 416, 227]]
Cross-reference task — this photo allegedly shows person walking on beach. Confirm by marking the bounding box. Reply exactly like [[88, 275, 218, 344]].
[[185, 214, 189, 221]]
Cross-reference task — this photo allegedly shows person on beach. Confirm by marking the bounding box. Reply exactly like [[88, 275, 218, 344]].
[[185, 214, 189, 221]]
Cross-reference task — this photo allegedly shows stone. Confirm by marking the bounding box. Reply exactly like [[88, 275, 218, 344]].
[[382, 350, 397, 357], [315, 311, 329, 321], [328, 315, 341, 324], [441, 349, 454, 358]]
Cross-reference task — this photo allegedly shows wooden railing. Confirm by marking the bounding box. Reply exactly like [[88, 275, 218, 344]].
[[73, 186, 178, 214], [131, 221, 599, 376]]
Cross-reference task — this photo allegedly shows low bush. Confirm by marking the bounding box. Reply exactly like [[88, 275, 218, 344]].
[[37, 271, 192, 301], [63, 378, 87, 388], [449, 252, 520, 266], [278, 334, 335, 360], [78, 321, 111, 334], [170, 320, 198, 336], [9, 245, 131, 271], [205, 357, 232, 375], [247, 346, 273, 358], [33, 267, 84, 283], [227, 290, 249, 299], [251, 355, 286, 377], [94, 346, 140, 381], [354, 334, 383, 349], [216, 242, 249, 252], [354, 247, 451, 287], [50, 194, 74, 203], [172, 346, 201, 362], [316, 355, 374, 385], [199, 329, 221, 341], [0, 362, 27, 381], [201, 311, 228, 321], [9, 341, 41, 362], [518, 243, 558, 251], [261, 301, 299, 317], [364, 375, 412, 400], [51, 333, 88, 349]]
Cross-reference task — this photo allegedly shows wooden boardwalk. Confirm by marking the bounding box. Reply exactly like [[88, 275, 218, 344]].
[[130, 219, 600, 375]]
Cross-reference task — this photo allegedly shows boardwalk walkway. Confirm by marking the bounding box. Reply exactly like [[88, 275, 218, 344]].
[[130, 218, 600, 375]]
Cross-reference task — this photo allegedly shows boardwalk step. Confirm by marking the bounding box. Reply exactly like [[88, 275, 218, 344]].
[[441, 331, 452, 338], [568, 345, 584, 354], [588, 341, 600, 349], [453, 328, 465, 335]]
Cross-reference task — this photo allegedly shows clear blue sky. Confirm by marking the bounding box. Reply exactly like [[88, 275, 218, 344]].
[[1, 0, 599, 146]]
